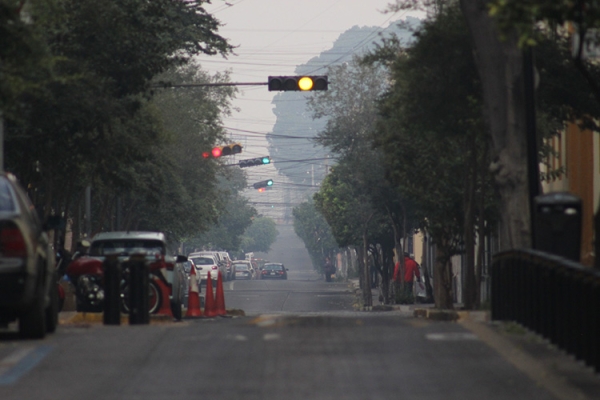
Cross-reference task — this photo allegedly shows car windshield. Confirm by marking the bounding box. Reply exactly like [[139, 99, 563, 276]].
[[0, 180, 16, 212], [191, 257, 215, 266], [236, 265, 249, 271], [264, 264, 283, 271], [89, 239, 165, 256]]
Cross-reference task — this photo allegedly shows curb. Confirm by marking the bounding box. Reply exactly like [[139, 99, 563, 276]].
[[60, 308, 246, 325], [412, 308, 490, 322], [61, 312, 177, 325]]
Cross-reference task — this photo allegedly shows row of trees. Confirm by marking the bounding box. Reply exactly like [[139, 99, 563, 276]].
[[294, 0, 600, 309], [0, 0, 263, 253]]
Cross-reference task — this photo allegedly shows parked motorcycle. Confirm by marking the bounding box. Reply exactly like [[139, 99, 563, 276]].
[[65, 255, 171, 314]]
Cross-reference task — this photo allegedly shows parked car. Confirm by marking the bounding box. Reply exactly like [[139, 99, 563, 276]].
[[190, 251, 229, 281], [0, 173, 60, 338], [188, 253, 222, 284], [260, 263, 288, 280], [232, 260, 254, 280]]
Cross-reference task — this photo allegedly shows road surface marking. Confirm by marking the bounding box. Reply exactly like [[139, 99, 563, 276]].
[[0, 345, 53, 385], [263, 333, 280, 341], [426, 333, 479, 341]]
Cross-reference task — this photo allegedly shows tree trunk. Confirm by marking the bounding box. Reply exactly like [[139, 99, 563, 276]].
[[434, 240, 454, 309], [362, 231, 372, 308], [460, 0, 532, 251], [381, 244, 393, 304], [421, 233, 435, 303], [595, 205, 600, 269], [356, 245, 365, 295]]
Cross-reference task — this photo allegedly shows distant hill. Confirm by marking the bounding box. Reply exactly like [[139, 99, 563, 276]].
[[267, 17, 420, 198]]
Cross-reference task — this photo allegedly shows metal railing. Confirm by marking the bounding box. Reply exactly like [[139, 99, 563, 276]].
[[492, 249, 600, 372]]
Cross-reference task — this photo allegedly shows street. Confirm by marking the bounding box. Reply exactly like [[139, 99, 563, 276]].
[[0, 224, 598, 399]]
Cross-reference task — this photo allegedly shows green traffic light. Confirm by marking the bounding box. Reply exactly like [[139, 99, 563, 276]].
[[267, 179, 273, 186], [262, 157, 271, 164]]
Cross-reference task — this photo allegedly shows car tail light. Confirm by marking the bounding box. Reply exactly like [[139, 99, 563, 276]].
[[261, 270, 267, 275], [212, 266, 218, 270], [0, 225, 27, 258]]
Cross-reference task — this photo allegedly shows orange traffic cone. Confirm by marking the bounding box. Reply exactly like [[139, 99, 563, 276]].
[[214, 271, 226, 316], [204, 270, 217, 317], [185, 264, 203, 318]]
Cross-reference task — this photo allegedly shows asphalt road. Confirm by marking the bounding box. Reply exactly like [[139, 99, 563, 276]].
[[0, 224, 599, 399]]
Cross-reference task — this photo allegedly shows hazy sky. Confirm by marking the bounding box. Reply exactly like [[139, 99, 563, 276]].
[[194, 0, 421, 214]]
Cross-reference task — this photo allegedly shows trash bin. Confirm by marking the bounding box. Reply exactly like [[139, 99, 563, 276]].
[[534, 192, 582, 262]]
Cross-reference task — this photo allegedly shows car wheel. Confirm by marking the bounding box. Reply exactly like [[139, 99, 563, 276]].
[[19, 283, 46, 339], [147, 281, 162, 314], [45, 279, 60, 333], [120, 280, 163, 314]]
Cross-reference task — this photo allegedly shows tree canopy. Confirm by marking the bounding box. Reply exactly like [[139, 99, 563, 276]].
[[1, 0, 235, 248]]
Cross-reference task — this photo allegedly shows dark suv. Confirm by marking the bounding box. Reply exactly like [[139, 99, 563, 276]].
[[0, 173, 59, 338]]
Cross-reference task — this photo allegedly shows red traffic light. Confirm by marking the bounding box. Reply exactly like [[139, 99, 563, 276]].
[[208, 143, 243, 158], [211, 147, 222, 157]]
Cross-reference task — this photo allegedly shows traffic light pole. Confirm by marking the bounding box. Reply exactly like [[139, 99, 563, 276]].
[[152, 82, 267, 88]]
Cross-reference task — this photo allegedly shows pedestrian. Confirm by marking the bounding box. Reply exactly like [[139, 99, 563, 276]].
[[324, 257, 334, 282], [393, 252, 421, 302]]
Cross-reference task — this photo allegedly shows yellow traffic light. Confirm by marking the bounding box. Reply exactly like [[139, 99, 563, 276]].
[[298, 77, 314, 91], [268, 76, 328, 91]]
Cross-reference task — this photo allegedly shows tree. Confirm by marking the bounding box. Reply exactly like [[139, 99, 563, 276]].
[[308, 58, 409, 305], [185, 167, 257, 252], [292, 200, 338, 273], [241, 217, 279, 253], [361, 5, 500, 309], [2, 1, 234, 247], [483, 1, 600, 268]]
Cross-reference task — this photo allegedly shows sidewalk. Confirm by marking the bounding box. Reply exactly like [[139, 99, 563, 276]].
[[351, 278, 600, 400]]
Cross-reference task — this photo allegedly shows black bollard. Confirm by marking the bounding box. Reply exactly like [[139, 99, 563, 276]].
[[103, 255, 121, 325], [128, 255, 149, 325]]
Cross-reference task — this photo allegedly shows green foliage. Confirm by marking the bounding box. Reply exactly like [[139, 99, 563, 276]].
[[488, 0, 600, 47], [309, 58, 406, 247], [292, 200, 338, 272], [241, 217, 279, 253], [0, 0, 53, 118], [185, 168, 257, 252], [1, 0, 234, 247], [368, 6, 496, 256]]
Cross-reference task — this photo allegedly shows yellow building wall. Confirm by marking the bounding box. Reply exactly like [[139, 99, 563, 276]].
[[541, 123, 596, 266]]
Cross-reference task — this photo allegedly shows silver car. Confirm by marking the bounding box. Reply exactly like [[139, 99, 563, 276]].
[[0, 173, 59, 338]]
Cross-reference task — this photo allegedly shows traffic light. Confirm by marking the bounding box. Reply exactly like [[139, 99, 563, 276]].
[[253, 179, 273, 189], [268, 76, 328, 91], [239, 156, 271, 168], [203, 143, 243, 158]]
